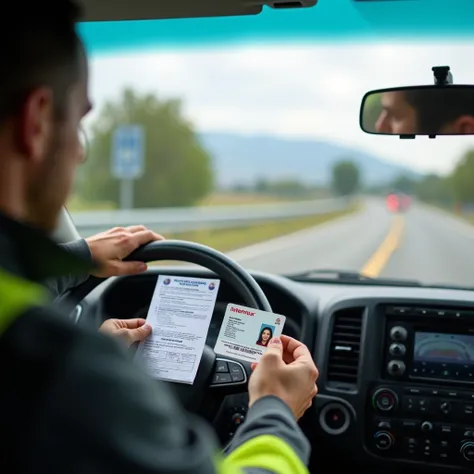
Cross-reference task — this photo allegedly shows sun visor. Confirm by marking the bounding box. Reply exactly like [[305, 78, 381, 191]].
[[79, 0, 318, 22]]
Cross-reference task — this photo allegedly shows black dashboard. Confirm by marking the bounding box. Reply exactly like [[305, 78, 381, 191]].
[[96, 267, 474, 474]]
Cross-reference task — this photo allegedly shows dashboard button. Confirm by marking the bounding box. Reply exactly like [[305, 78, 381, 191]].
[[421, 421, 433, 433], [389, 343, 406, 357], [374, 431, 394, 450], [215, 360, 229, 373], [405, 387, 427, 395], [460, 441, 474, 461], [372, 388, 398, 412], [402, 397, 415, 413], [390, 326, 408, 342], [403, 437, 418, 456], [319, 403, 351, 435], [437, 424, 453, 435], [439, 400, 452, 414], [228, 361, 245, 382], [212, 373, 232, 384], [418, 398, 431, 414], [387, 360, 406, 376], [463, 404, 474, 416]]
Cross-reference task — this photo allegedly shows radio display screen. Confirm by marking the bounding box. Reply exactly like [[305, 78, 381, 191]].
[[413, 332, 474, 380]]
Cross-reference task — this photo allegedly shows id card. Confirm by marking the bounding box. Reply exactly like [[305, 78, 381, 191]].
[[214, 303, 286, 363]]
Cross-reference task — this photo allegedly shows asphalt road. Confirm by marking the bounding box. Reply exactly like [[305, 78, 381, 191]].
[[228, 199, 474, 288]]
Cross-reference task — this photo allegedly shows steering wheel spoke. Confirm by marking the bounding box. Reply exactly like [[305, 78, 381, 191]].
[[210, 358, 249, 388]]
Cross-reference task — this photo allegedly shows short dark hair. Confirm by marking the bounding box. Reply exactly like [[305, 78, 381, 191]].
[[404, 87, 474, 134], [0, 1, 84, 125]]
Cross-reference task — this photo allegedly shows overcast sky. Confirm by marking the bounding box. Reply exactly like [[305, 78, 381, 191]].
[[86, 40, 474, 176]]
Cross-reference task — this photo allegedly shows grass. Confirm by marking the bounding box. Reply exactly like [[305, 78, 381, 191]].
[[150, 204, 359, 265], [68, 191, 332, 211], [198, 192, 289, 206], [67, 195, 117, 212]]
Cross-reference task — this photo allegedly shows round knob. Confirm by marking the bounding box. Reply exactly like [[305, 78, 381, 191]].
[[374, 431, 394, 450], [389, 343, 406, 357], [460, 441, 474, 461], [372, 388, 398, 412], [390, 326, 408, 342], [440, 401, 451, 414], [387, 360, 406, 376], [319, 403, 351, 435], [232, 413, 245, 427], [421, 421, 433, 433]]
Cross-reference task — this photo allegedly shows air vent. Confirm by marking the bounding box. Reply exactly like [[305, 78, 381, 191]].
[[327, 307, 365, 387]]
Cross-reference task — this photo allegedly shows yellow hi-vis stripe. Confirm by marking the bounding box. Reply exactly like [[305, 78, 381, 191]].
[[0, 268, 47, 334], [218, 434, 309, 474]]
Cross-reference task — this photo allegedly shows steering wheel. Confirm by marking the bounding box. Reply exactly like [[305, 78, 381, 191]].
[[69, 239, 272, 415]]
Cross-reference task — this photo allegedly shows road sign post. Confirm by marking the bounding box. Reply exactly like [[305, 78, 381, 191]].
[[111, 125, 145, 209]]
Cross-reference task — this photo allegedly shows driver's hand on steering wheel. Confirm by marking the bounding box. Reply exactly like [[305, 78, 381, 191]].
[[99, 318, 152, 347], [86, 225, 164, 278], [248, 335, 319, 420]]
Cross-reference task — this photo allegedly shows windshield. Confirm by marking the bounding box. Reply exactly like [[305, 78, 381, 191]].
[[73, 0, 474, 289]]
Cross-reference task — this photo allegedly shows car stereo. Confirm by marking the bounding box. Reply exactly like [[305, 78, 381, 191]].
[[382, 305, 474, 384]]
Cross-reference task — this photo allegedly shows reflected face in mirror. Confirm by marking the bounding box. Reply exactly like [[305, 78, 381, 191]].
[[375, 91, 417, 134], [364, 87, 474, 136]]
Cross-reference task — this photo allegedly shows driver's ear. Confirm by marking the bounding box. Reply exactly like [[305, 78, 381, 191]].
[[451, 115, 474, 134]]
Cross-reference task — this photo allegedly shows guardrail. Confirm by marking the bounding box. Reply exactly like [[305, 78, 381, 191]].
[[71, 197, 352, 236]]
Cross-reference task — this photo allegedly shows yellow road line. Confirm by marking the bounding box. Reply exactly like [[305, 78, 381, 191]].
[[360, 214, 405, 278]]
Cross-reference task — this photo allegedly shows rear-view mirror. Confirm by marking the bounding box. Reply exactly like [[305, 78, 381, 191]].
[[360, 85, 474, 137]]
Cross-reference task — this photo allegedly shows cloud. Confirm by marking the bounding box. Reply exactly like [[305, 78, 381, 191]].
[[87, 40, 474, 175]]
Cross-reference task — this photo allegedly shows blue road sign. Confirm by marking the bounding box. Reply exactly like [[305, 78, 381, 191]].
[[111, 125, 145, 179]]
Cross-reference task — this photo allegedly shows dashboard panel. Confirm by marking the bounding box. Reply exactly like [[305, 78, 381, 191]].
[[95, 267, 474, 474]]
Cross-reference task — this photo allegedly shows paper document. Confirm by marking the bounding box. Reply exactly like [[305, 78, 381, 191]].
[[214, 303, 286, 363], [136, 275, 220, 384]]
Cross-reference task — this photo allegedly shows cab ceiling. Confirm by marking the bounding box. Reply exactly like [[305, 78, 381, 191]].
[[78, 0, 318, 22]]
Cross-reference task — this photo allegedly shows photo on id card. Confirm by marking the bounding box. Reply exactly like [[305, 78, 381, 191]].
[[213, 303, 286, 363]]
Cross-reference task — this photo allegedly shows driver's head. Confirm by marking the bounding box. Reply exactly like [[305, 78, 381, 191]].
[[375, 91, 417, 135], [375, 88, 474, 135], [0, 1, 90, 233]]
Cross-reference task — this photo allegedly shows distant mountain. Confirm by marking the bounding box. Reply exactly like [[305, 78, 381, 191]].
[[198, 132, 422, 188]]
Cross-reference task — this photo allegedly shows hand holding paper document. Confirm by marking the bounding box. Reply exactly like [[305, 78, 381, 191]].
[[214, 303, 286, 364], [136, 275, 220, 384]]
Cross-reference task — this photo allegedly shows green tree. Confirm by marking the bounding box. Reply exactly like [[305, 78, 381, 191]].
[[415, 174, 453, 204], [392, 174, 416, 194], [331, 160, 361, 196], [77, 89, 214, 208], [361, 92, 382, 133], [451, 149, 474, 203]]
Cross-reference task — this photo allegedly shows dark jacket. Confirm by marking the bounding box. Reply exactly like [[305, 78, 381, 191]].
[[0, 211, 311, 474], [45, 239, 91, 297]]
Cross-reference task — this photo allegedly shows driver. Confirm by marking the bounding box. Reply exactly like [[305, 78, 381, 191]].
[[0, 4, 319, 474], [375, 88, 474, 135]]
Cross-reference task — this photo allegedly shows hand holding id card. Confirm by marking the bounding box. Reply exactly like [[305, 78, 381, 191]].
[[214, 303, 286, 363]]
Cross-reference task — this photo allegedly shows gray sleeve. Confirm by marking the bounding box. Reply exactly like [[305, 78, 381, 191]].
[[44, 239, 92, 297], [32, 329, 222, 474], [225, 396, 311, 473]]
